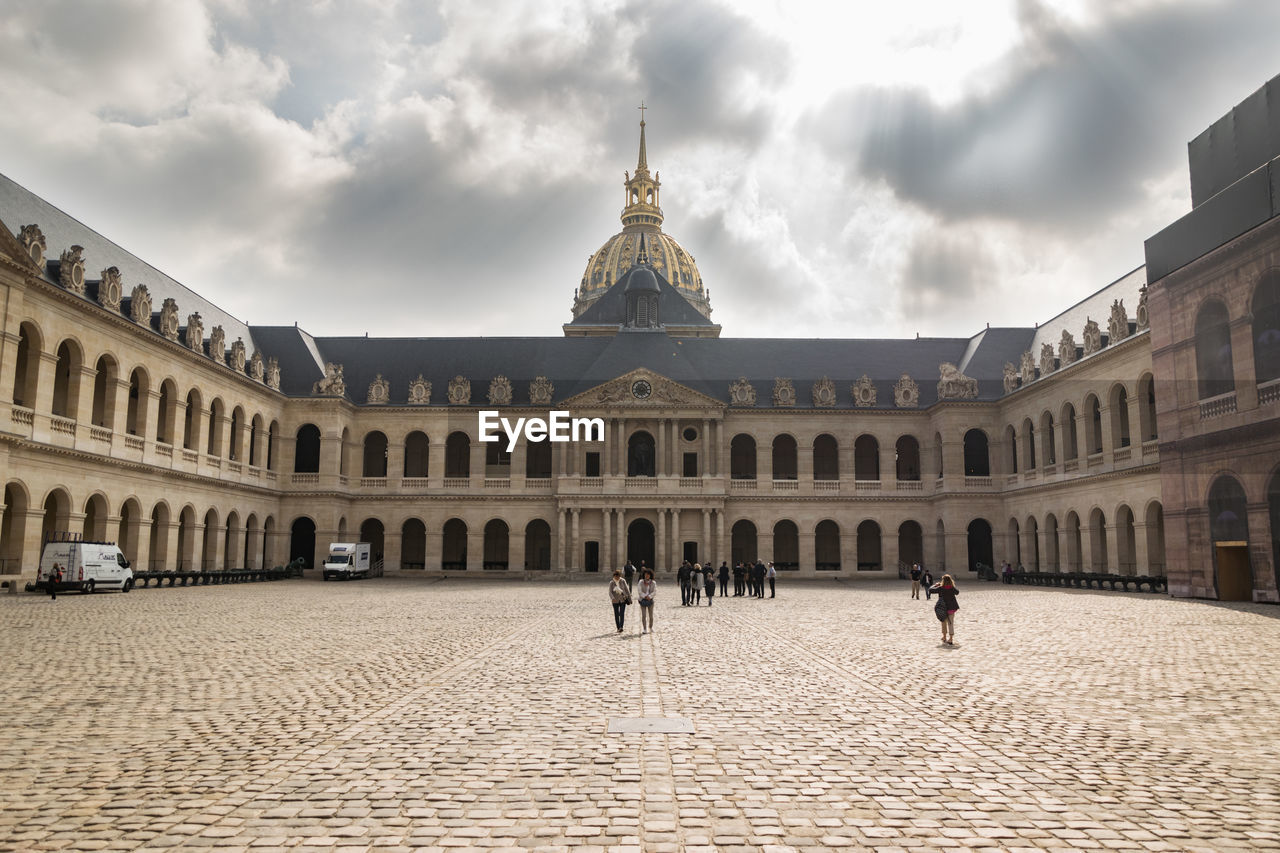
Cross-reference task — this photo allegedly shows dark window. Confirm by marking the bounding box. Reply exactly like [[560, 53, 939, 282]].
[[585, 452, 601, 477], [683, 452, 698, 477]]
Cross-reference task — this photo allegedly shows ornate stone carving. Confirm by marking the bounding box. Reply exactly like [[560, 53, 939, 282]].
[[487, 375, 513, 405], [208, 325, 225, 364], [367, 374, 390, 404], [185, 312, 204, 352], [728, 377, 756, 407], [130, 284, 152, 325], [408, 374, 431, 404], [772, 378, 795, 407], [1108, 298, 1129, 343], [1136, 285, 1149, 331], [564, 371, 717, 408], [230, 338, 246, 372], [850, 375, 876, 408], [1003, 363, 1018, 395], [313, 362, 345, 397], [447, 375, 471, 405], [1058, 329, 1077, 366], [1019, 351, 1036, 386], [266, 357, 280, 390], [98, 266, 122, 311], [893, 373, 919, 408], [18, 224, 46, 267], [159, 298, 180, 341], [1083, 318, 1102, 356], [937, 362, 978, 400], [528, 376, 554, 405], [814, 376, 839, 407], [59, 245, 85, 293], [249, 350, 264, 382], [1039, 342, 1055, 376]]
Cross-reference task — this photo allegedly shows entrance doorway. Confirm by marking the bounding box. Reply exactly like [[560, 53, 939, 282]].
[[967, 518, 993, 573], [627, 519, 655, 571], [683, 541, 698, 566], [1215, 543, 1252, 601]]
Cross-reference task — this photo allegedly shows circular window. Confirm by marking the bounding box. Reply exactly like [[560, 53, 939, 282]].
[[682, 427, 698, 442]]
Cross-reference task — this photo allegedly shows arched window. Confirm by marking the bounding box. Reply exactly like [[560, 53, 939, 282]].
[[1061, 402, 1078, 460], [772, 435, 797, 480], [363, 431, 388, 477], [51, 340, 82, 418], [1110, 384, 1131, 449], [854, 435, 879, 481], [229, 406, 245, 461], [963, 429, 990, 476], [1252, 271, 1280, 384], [731, 519, 757, 565], [401, 519, 427, 570], [1137, 374, 1158, 442], [1039, 411, 1056, 465], [525, 519, 552, 570], [627, 431, 655, 477], [294, 424, 321, 473], [1020, 418, 1036, 470], [856, 520, 881, 570], [485, 441, 512, 476], [207, 398, 225, 456], [1195, 300, 1234, 399], [1088, 508, 1108, 571], [773, 520, 798, 570], [1004, 424, 1018, 474], [11, 322, 41, 408], [730, 434, 756, 480], [813, 434, 838, 480], [90, 355, 117, 428], [442, 518, 468, 569], [1116, 505, 1136, 575], [895, 436, 920, 481], [404, 431, 430, 478], [182, 390, 201, 450], [289, 516, 316, 569], [898, 520, 923, 568], [445, 432, 471, 478], [1085, 394, 1103, 455]]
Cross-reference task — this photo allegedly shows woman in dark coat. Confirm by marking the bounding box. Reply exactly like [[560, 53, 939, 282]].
[[930, 574, 959, 645]]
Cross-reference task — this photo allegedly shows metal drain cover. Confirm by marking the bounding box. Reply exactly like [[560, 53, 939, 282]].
[[607, 716, 695, 734]]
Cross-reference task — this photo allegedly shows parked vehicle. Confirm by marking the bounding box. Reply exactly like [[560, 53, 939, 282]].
[[322, 542, 373, 581], [36, 535, 133, 593]]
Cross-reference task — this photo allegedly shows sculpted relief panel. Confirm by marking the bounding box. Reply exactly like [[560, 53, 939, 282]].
[[159, 299, 180, 341], [408, 375, 431, 404], [313, 362, 345, 397], [98, 267, 123, 311], [772, 378, 795, 407], [937, 362, 978, 400]]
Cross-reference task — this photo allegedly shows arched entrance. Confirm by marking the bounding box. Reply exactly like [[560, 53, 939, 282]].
[[773, 520, 798, 570], [856, 520, 881, 570], [360, 518, 385, 565], [483, 519, 509, 570], [898, 520, 923, 570], [289, 517, 316, 569], [1208, 476, 1252, 601], [816, 520, 841, 571], [731, 520, 757, 566], [628, 432, 656, 477], [525, 519, 551, 571], [442, 518, 467, 570], [1, 483, 29, 575], [967, 518, 993, 573], [626, 518, 655, 570], [401, 519, 426, 570]]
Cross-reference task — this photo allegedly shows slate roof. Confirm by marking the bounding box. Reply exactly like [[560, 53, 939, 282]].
[[0, 172, 259, 355], [568, 263, 717, 328]]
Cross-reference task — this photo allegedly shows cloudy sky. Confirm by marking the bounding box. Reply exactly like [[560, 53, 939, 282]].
[[1, 0, 1278, 340]]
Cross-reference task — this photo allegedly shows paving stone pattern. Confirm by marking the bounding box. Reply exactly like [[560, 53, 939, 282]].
[[1, 576, 1278, 852]]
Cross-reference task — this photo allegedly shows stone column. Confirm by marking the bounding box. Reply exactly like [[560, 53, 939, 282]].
[[469, 434, 486, 484], [798, 522, 815, 575], [129, 516, 152, 572], [944, 531, 968, 574], [1132, 521, 1150, 576], [759, 528, 773, 565], [423, 523, 442, 570], [557, 510, 566, 570], [511, 438, 526, 486], [382, 525, 402, 571], [601, 507, 611, 574], [879, 441, 895, 489], [72, 365, 95, 429], [702, 509, 711, 565], [656, 418, 666, 477], [20, 509, 45, 577], [571, 509, 581, 571], [386, 442, 405, 486], [701, 419, 711, 478], [430, 436, 445, 488], [616, 508, 627, 568], [141, 389, 160, 445], [670, 508, 681, 569], [32, 351, 59, 423], [1105, 523, 1121, 574], [509, 523, 525, 571], [714, 421, 724, 478], [464, 528, 482, 571], [656, 508, 666, 572], [758, 436, 772, 483], [716, 510, 725, 565]]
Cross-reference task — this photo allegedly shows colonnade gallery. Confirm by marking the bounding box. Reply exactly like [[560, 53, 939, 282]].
[[2, 80, 1279, 602]]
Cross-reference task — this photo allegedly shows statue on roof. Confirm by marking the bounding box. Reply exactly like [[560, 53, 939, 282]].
[[313, 362, 345, 397], [1003, 363, 1018, 395], [98, 267, 122, 312], [1108, 298, 1129, 343], [1058, 329, 1077, 366], [1040, 343, 1055, 376], [938, 362, 978, 400], [1083, 318, 1102, 356]]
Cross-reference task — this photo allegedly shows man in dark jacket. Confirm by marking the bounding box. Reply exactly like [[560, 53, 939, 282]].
[[677, 561, 691, 606], [718, 562, 730, 597], [753, 560, 766, 598]]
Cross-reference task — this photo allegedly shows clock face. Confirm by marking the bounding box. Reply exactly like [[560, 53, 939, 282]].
[[631, 379, 652, 400]]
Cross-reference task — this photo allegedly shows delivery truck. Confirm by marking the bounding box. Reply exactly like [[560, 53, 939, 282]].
[[322, 542, 373, 581], [36, 535, 133, 593]]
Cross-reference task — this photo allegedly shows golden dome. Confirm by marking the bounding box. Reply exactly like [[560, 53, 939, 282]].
[[573, 110, 711, 320]]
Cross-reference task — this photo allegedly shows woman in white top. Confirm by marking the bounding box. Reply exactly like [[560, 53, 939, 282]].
[[636, 569, 657, 633]]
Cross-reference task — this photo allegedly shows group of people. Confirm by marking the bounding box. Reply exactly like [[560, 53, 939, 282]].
[[908, 562, 959, 645], [607, 557, 779, 634]]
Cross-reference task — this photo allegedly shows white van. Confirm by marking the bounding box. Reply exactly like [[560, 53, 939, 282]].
[[37, 538, 133, 593], [322, 542, 372, 581]]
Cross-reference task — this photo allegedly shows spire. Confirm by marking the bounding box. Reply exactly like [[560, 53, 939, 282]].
[[637, 232, 649, 265], [621, 103, 662, 230], [636, 101, 649, 173]]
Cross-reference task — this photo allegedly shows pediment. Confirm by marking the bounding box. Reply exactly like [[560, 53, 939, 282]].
[[561, 369, 723, 409]]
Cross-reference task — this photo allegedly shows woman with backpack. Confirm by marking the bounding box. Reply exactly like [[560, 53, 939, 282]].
[[930, 574, 959, 645]]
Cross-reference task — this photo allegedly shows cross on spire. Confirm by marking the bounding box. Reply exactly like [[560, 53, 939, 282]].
[[638, 101, 647, 124]]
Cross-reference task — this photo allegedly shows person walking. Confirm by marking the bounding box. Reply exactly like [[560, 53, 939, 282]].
[[47, 562, 63, 600], [637, 569, 656, 633], [766, 561, 777, 598], [930, 574, 959, 645], [718, 561, 729, 597], [909, 563, 922, 599], [609, 570, 631, 634], [690, 563, 702, 605], [623, 559, 636, 590], [678, 560, 691, 606], [922, 568, 935, 599], [703, 563, 716, 606]]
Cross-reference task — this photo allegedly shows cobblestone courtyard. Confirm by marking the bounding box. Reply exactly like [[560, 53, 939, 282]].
[[1, 577, 1278, 853]]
